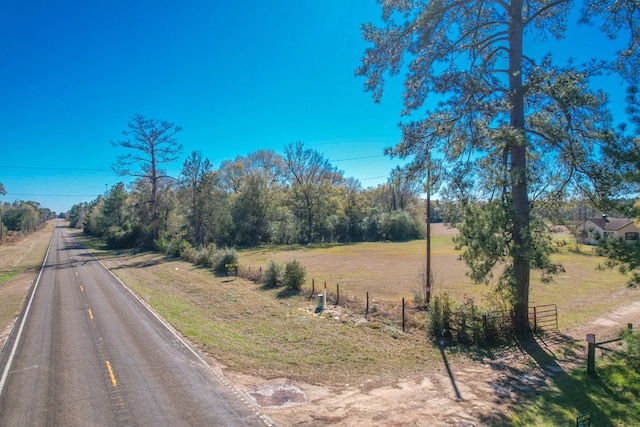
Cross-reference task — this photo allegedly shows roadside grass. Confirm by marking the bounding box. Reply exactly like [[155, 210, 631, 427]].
[[0, 221, 55, 338], [85, 241, 443, 385], [79, 226, 638, 423], [0, 271, 20, 284], [509, 357, 640, 426]]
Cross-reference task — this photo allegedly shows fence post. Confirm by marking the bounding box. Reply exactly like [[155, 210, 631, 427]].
[[482, 314, 488, 342], [533, 306, 537, 332], [365, 292, 369, 319], [308, 279, 315, 301], [402, 298, 405, 333], [335, 283, 340, 308], [587, 334, 596, 375]]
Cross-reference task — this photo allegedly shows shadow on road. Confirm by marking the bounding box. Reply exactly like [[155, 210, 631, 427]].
[[438, 344, 462, 400]]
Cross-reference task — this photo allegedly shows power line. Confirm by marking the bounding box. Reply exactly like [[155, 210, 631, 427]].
[[330, 154, 385, 162], [5, 193, 101, 197], [0, 165, 111, 171], [360, 175, 389, 181]]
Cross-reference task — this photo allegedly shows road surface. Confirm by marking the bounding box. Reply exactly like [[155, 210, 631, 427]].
[[0, 222, 270, 426]]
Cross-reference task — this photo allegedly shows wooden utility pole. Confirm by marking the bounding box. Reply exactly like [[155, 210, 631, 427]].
[[425, 151, 432, 306]]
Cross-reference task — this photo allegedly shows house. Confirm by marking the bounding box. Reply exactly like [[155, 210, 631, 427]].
[[577, 214, 640, 245]]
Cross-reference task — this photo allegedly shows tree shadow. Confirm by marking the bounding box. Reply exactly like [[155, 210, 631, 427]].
[[478, 333, 613, 426], [438, 344, 463, 400], [276, 288, 301, 299]]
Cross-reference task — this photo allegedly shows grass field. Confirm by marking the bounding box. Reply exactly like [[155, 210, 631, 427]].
[[238, 224, 634, 330], [4, 222, 639, 425], [0, 221, 55, 344], [81, 224, 636, 379]]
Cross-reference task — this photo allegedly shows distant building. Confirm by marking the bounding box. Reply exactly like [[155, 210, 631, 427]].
[[577, 214, 640, 245]]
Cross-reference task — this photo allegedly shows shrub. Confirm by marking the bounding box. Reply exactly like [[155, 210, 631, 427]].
[[429, 292, 453, 340], [156, 237, 189, 258], [180, 244, 198, 264], [213, 247, 238, 273], [104, 226, 140, 248], [283, 259, 306, 291], [196, 245, 217, 268], [456, 297, 483, 345], [625, 331, 640, 371], [263, 261, 282, 288]]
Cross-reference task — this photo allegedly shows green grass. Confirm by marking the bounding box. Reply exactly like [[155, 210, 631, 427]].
[[509, 358, 640, 426], [0, 270, 20, 284]]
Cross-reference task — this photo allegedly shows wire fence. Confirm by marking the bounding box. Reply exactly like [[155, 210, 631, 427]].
[[236, 266, 549, 343]]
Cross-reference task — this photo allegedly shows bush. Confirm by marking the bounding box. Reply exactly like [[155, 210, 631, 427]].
[[283, 259, 306, 291], [212, 247, 238, 273], [196, 245, 217, 268], [178, 244, 238, 273], [624, 331, 640, 371], [263, 261, 282, 288], [156, 237, 190, 258], [429, 292, 453, 340], [180, 244, 198, 264], [104, 226, 141, 248], [455, 297, 483, 344]]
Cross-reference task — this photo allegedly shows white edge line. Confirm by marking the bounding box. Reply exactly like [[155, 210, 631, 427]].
[[0, 225, 56, 395]]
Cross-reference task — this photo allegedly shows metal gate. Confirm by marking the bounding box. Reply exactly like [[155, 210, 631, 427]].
[[529, 304, 558, 333]]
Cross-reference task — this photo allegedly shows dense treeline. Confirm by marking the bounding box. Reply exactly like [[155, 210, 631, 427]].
[[69, 143, 449, 251], [1, 200, 56, 237]]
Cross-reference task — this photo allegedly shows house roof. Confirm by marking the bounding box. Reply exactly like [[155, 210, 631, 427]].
[[587, 217, 635, 231]]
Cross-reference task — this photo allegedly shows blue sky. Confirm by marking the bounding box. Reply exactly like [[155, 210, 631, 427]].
[[0, 1, 631, 213]]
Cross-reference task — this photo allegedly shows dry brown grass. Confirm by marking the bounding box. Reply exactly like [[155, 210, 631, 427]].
[[83, 223, 638, 387], [90, 243, 442, 386], [239, 224, 476, 303], [0, 221, 56, 346], [238, 224, 636, 330], [5, 222, 637, 390]]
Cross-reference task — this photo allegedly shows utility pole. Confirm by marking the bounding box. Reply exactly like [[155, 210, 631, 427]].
[[425, 151, 432, 307], [0, 184, 5, 241]]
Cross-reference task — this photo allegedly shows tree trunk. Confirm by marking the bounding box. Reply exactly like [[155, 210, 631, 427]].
[[151, 149, 159, 242], [509, 0, 531, 334]]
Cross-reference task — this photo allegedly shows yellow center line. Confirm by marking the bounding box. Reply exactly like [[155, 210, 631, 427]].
[[75, 271, 78, 277], [80, 285, 84, 292], [105, 361, 117, 386], [87, 309, 93, 320]]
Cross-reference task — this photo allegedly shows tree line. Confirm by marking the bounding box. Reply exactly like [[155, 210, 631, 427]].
[[1, 200, 56, 238], [67, 116, 448, 250]]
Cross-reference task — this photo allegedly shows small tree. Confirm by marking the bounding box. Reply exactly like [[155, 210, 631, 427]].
[[429, 292, 453, 341], [283, 260, 306, 292], [263, 261, 282, 288]]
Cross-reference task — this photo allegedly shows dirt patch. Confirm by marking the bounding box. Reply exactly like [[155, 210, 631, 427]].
[[249, 383, 306, 408], [229, 298, 640, 427]]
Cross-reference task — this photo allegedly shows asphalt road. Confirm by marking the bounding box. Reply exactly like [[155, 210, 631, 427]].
[[0, 223, 270, 426]]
